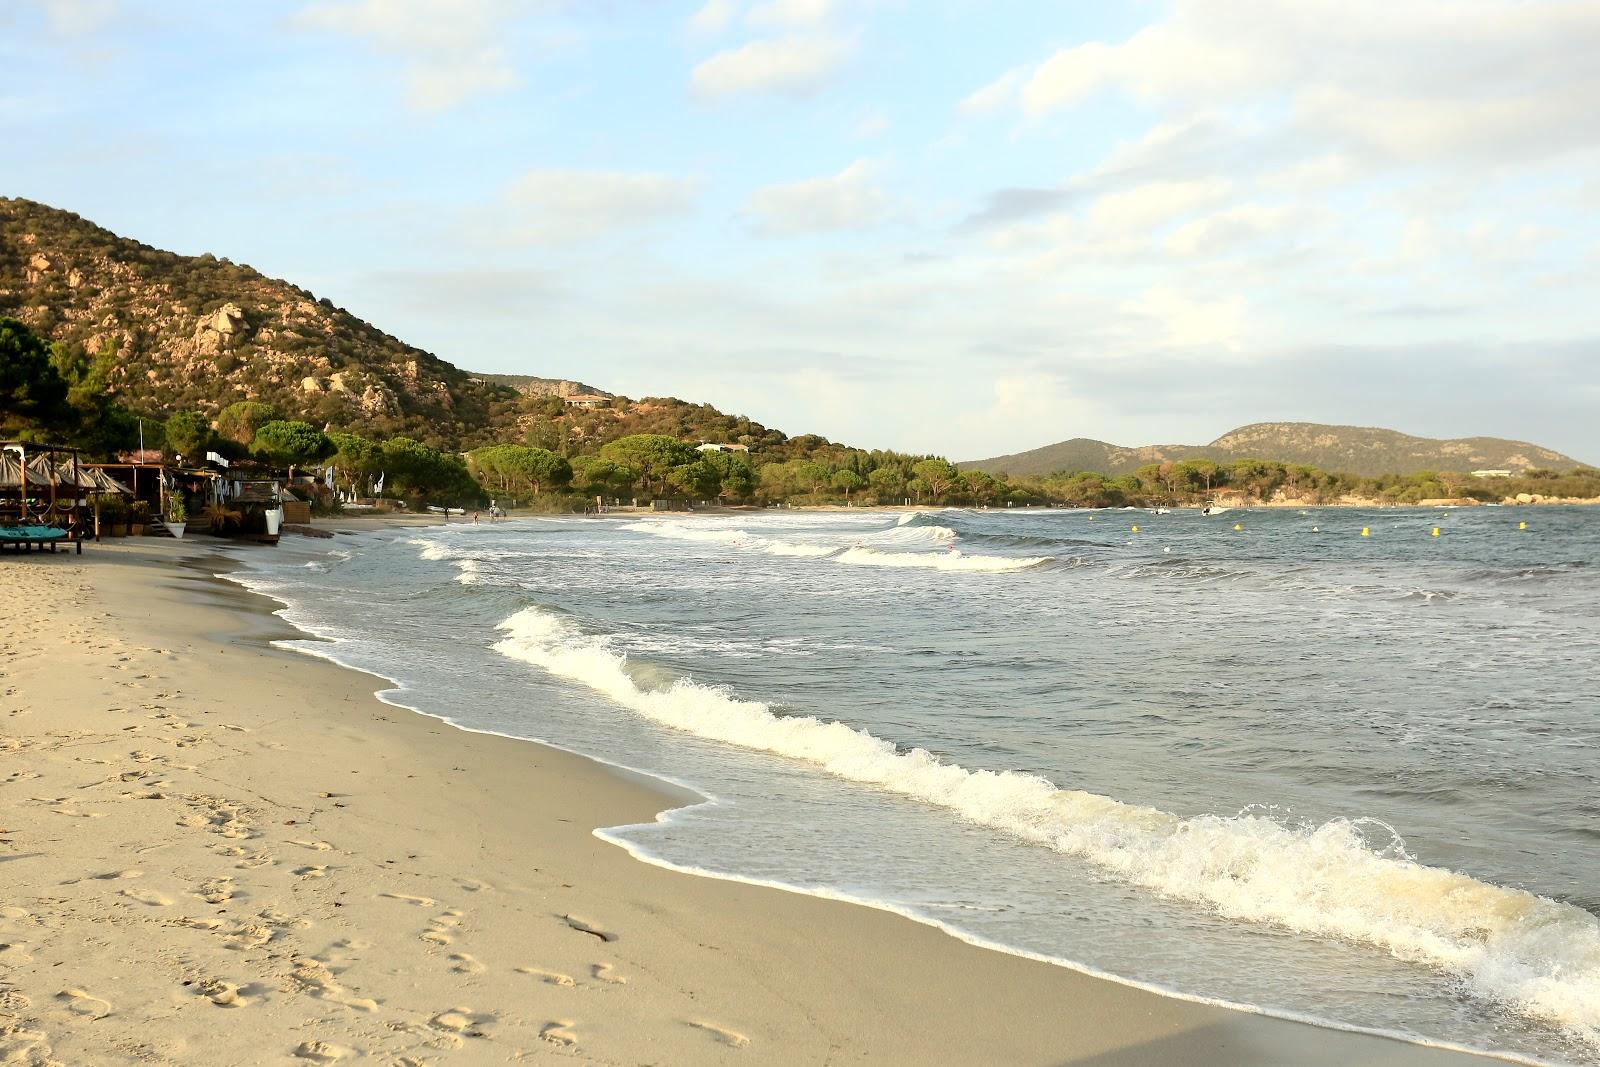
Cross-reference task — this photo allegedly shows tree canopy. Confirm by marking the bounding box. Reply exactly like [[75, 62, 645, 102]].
[[252, 420, 335, 472], [0, 316, 69, 435]]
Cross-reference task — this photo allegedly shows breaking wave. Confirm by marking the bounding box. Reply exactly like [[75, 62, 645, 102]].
[[834, 547, 1049, 572], [493, 602, 1600, 1047]]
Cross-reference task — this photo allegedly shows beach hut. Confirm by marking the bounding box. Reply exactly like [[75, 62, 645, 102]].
[[1, 441, 91, 551]]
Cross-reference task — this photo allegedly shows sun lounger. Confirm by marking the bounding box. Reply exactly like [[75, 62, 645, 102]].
[[0, 525, 82, 554]]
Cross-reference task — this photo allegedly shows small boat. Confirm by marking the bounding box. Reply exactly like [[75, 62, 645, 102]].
[[1148, 507, 1171, 515], [1201, 500, 1231, 516]]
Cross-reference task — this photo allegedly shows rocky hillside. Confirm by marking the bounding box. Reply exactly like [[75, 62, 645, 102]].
[[473, 373, 611, 400], [0, 197, 519, 447], [964, 422, 1587, 478]]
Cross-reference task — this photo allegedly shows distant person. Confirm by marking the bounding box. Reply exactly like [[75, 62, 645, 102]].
[[472, 510, 479, 525]]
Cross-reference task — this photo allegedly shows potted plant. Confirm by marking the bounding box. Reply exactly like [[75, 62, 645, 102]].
[[100, 497, 124, 537], [131, 499, 151, 536], [166, 498, 188, 539]]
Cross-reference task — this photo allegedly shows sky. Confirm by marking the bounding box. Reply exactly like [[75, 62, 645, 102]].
[[3, 0, 1599, 462]]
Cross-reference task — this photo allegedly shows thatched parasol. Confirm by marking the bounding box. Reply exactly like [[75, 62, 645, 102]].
[[0, 453, 51, 489]]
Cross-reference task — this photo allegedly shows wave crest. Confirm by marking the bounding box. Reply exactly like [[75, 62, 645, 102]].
[[492, 604, 1600, 1045]]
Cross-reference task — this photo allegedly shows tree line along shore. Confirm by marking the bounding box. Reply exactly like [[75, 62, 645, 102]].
[[5, 316, 1595, 513]]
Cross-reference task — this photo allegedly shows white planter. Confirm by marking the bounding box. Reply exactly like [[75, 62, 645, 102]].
[[168, 522, 186, 539], [265, 507, 284, 535]]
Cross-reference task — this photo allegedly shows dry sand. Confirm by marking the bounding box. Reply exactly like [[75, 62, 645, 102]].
[[0, 535, 1503, 1065]]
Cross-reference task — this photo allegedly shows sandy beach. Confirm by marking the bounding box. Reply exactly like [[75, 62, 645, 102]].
[[0, 531, 1505, 1065]]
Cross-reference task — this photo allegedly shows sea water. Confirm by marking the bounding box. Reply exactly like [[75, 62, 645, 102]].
[[227, 506, 1600, 1065]]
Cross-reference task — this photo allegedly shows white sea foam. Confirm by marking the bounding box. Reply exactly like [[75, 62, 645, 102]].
[[406, 537, 455, 562], [492, 603, 1600, 1047], [834, 547, 1048, 572], [639, 522, 837, 558], [870, 524, 959, 546], [639, 521, 1042, 571]]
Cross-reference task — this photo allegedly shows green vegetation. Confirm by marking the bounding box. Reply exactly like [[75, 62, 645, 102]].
[[1, 315, 70, 434], [467, 445, 573, 498], [251, 420, 334, 476], [163, 410, 213, 461]]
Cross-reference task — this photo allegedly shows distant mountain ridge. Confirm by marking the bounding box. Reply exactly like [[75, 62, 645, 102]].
[[962, 422, 1588, 478]]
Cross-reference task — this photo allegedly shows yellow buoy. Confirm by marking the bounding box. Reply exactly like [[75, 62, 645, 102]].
[[1361, 527, 1370, 537], [1131, 524, 1139, 532], [1431, 527, 1440, 537], [1233, 523, 1242, 531], [1519, 521, 1527, 530]]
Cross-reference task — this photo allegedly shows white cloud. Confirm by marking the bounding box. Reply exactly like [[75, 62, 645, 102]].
[[1163, 203, 1302, 257], [982, 0, 1600, 165], [955, 375, 1095, 445], [1119, 287, 1252, 351], [503, 170, 698, 243], [32, 0, 117, 34], [747, 0, 840, 30], [688, 0, 741, 35], [958, 67, 1026, 117], [1086, 179, 1230, 238], [745, 161, 888, 235], [291, 0, 547, 111], [691, 34, 853, 98]]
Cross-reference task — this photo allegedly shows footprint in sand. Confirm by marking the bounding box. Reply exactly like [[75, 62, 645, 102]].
[[448, 953, 486, 974], [560, 914, 614, 942], [55, 988, 113, 1020], [688, 1021, 751, 1049], [293, 1040, 355, 1061], [421, 911, 462, 946], [293, 865, 328, 879], [196, 877, 235, 903], [516, 966, 576, 987], [226, 848, 277, 870], [193, 978, 252, 1007], [90, 869, 143, 881], [540, 1020, 578, 1046], [590, 963, 627, 985], [289, 839, 334, 851], [223, 923, 275, 951], [381, 893, 437, 907], [0, 989, 32, 1012], [289, 957, 378, 1013], [120, 888, 174, 907], [430, 1008, 494, 1038]]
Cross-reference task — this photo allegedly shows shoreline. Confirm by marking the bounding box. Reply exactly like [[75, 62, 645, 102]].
[[1, 533, 1524, 1064]]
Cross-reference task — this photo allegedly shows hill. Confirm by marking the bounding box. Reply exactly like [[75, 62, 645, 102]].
[[0, 196, 524, 448], [0, 198, 879, 465], [472, 373, 611, 400], [963, 422, 1587, 478]]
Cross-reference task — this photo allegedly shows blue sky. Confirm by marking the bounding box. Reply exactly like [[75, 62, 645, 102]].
[[4, 0, 1599, 462]]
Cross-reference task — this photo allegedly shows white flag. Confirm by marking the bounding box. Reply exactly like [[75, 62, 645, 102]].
[[325, 465, 334, 489], [375, 472, 385, 495]]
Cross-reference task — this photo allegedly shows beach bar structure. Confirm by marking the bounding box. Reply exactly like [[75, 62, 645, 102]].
[[1, 441, 98, 552]]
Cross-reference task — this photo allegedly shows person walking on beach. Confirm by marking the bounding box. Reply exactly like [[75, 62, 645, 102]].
[[472, 510, 479, 525]]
